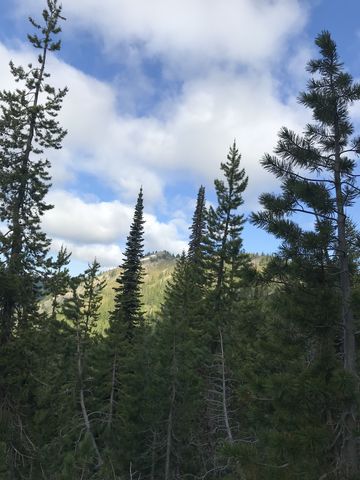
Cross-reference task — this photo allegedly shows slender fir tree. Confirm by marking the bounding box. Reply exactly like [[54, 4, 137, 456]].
[[105, 188, 146, 475], [200, 144, 255, 477], [206, 141, 249, 308], [0, 3, 67, 476], [46, 246, 71, 319], [0, 0, 67, 343], [109, 187, 145, 340], [188, 186, 207, 260], [63, 260, 105, 474], [138, 189, 209, 478]]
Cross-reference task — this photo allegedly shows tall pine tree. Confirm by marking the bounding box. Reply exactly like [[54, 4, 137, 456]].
[[104, 188, 146, 475], [109, 187, 145, 341], [149, 187, 209, 479], [0, 3, 67, 476], [0, 0, 67, 343], [252, 31, 360, 478]]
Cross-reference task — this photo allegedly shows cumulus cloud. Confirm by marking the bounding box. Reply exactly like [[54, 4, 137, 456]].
[[48, 53, 310, 206], [16, 0, 306, 69], [1, 40, 311, 205], [43, 191, 134, 244], [51, 238, 123, 269], [44, 190, 188, 267], [0, 33, 312, 262], [2, 0, 317, 264]]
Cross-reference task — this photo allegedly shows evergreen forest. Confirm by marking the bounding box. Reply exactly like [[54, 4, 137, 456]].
[[2, 1, 360, 479]]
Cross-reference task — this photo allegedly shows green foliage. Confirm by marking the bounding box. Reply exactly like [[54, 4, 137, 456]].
[[0, 0, 67, 343], [251, 31, 360, 478], [96, 252, 176, 331], [1, 11, 360, 479], [206, 141, 253, 310], [109, 187, 145, 340], [45, 246, 71, 318]]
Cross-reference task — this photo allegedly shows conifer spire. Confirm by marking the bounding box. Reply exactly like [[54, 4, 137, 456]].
[[110, 187, 145, 340], [206, 141, 248, 300], [188, 185, 207, 261]]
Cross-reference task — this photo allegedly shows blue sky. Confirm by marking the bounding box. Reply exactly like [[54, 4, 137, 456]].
[[1, 0, 360, 272]]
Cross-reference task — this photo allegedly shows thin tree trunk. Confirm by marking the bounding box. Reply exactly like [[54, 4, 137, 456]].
[[150, 430, 157, 480], [165, 339, 177, 480], [216, 209, 231, 296], [333, 94, 357, 474], [219, 328, 233, 444], [108, 353, 117, 428], [76, 330, 103, 469]]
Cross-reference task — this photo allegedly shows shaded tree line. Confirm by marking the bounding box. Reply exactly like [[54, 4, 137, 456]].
[[1, 2, 360, 479]]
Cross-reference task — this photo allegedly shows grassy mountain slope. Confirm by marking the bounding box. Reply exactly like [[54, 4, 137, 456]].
[[42, 251, 270, 334], [97, 251, 177, 332]]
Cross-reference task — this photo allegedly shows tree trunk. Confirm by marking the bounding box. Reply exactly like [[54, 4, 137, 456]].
[[76, 329, 103, 469], [219, 328, 233, 444], [165, 339, 177, 480], [333, 107, 358, 475], [108, 353, 117, 428], [150, 430, 157, 480]]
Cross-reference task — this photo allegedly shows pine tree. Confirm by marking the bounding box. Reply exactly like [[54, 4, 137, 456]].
[[62, 260, 105, 474], [109, 187, 145, 340], [138, 189, 209, 479], [0, 3, 67, 476], [252, 31, 360, 478], [206, 141, 249, 308], [189, 186, 207, 260], [104, 188, 146, 475], [46, 246, 71, 319], [199, 143, 257, 477], [0, 0, 67, 343]]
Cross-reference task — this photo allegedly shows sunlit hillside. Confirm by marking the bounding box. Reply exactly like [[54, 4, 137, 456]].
[[96, 250, 177, 332], [41, 251, 178, 333], [41, 251, 271, 334]]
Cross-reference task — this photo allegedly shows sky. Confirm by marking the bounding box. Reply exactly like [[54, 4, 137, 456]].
[[1, 0, 360, 272]]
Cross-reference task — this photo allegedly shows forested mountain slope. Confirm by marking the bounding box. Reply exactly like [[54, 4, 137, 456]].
[[41, 250, 270, 333], [2, 3, 360, 478]]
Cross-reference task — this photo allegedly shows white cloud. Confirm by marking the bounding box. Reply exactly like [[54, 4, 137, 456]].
[[43, 190, 133, 244], [1, 41, 310, 206], [0, 35, 313, 260], [1, 0, 317, 264], [16, 0, 307, 69], [49, 57, 311, 206], [44, 190, 188, 267], [51, 238, 123, 269], [5, 0, 314, 203], [286, 44, 314, 92]]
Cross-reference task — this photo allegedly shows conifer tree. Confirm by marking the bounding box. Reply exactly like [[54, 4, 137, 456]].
[[252, 31, 360, 477], [188, 185, 207, 261], [109, 187, 145, 341], [46, 246, 71, 319], [152, 253, 208, 479], [0, 0, 67, 343], [62, 260, 105, 474], [105, 188, 146, 475], [0, 3, 67, 476], [199, 144, 256, 477], [206, 141, 249, 307], [141, 189, 209, 479]]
